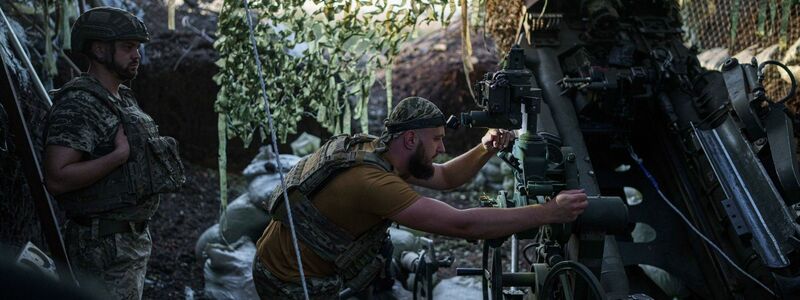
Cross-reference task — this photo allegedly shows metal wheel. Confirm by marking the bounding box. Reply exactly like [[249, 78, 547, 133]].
[[482, 240, 506, 300], [540, 261, 605, 300]]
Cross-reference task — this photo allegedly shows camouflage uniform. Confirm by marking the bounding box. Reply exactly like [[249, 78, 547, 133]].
[[47, 74, 160, 300], [254, 97, 444, 299], [44, 7, 186, 299]]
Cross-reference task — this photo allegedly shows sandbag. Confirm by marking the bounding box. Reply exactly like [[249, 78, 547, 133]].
[[195, 224, 222, 261], [220, 194, 271, 243], [242, 147, 301, 180], [290, 132, 321, 157], [247, 174, 282, 207], [432, 276, 481, 299], [389, 227, 421, 262], [203, 237, 259, 300]]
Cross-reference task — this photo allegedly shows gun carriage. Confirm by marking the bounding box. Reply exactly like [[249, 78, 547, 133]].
[[439, 1, 800, 299]]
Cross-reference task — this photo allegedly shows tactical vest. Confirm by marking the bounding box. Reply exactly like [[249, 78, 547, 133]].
[[267, 134, 395, 292], [48, 76, 186, 217]]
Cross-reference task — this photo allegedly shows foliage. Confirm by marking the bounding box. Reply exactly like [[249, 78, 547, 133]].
[[213, 0, 468, 146]]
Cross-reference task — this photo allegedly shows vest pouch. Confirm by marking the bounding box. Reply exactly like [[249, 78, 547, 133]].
[[57, 164, 138, 217], [146, 136, 186, 193]]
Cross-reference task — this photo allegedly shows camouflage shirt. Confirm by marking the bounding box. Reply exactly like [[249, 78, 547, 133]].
[[46, 74, 159, 221]]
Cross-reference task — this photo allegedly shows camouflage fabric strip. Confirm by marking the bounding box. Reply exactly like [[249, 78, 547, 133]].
[[335, 221, 390, 277], [252, 257, 341, 300], [290, 193, 352, 261]]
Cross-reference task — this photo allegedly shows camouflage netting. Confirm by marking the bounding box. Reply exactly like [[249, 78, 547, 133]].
[[681, 0, 800, 112], [486, 0, 526, 57], [375, 19, 500, 154], [484, 0, 800, 112]]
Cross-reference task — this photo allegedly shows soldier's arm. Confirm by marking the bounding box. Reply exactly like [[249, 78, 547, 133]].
[[389, 190, 588, 240], [44, 127, 129, 195], [409, 129, 514, 190]]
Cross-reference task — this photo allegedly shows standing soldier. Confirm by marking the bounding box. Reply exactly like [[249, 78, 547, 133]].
[[43, 7, 185, 300]]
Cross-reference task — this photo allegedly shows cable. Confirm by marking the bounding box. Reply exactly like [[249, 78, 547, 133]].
[[758, 60, 797, 104], [522, 243, 538, 265], [627, 146, 777, 297], [241, 1, 310, 299]]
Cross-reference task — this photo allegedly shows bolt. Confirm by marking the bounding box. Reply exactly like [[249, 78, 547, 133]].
[[588, 170, 595, 176], [722, 58, 738, 71], [584, 156, 591, 162], [755, 138, 766, 146], [566, 153, 576, 162]]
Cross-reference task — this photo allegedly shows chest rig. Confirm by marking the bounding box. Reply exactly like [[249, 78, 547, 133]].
[[267, 134, 395, 291], [49, 76, 185, 217]]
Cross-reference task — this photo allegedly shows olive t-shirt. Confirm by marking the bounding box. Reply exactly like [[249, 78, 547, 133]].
[[255, 164, 420, 282]]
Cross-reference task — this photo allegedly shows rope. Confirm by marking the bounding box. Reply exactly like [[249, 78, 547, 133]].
[[241, 1, 310, 299]]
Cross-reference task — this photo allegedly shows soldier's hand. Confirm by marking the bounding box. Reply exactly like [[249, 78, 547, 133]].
[[481, 129, 515, 153], [113, 126, 130, 163], [545, 189, 588, 223]]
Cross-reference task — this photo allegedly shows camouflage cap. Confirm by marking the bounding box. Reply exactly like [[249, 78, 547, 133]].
[[380, 97, 444, 142]]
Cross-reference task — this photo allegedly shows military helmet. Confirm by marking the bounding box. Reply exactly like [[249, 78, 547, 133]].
[[70, 7, 150, 52]]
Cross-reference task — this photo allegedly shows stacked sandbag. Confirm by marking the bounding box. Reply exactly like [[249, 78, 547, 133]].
[[202, 237, 259, 300], [243, 147, 302, 210], [196, 143, 306, 299], [432, 276, 482, 299], [195, 145, 303, 264], [219, 194, 269, 244], [195, 224, 221, 261]]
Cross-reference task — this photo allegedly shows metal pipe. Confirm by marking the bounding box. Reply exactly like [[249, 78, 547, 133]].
[[528, 47, 598, 195], [0, 5, 52, 107], [528, 44, 629, 295]]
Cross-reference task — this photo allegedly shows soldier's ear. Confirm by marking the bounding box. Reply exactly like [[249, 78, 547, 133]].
[[90, 41, 111, 61], [402, 130, 418, 150], [90, 42, 103, 59]]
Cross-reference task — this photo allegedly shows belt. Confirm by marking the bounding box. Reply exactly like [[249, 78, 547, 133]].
[[71, 217, 148, 237]]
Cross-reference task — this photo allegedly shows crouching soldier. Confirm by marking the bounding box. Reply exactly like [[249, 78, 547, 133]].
[[252, 97, 588, 299]]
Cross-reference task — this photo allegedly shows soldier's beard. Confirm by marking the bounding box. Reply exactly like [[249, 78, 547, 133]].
[[408, 144, 434, 179], [106, 56, 138, 81], [94, 42, 138, 81]]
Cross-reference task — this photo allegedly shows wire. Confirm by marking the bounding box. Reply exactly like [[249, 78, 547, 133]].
[[522, 243, 538, 265], [241, 1, 310, 299], [758, 60, 797, 104], [627, 146, 777, 297]]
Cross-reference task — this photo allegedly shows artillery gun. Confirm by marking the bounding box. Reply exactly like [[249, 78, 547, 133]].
[[448, 0, 800, 299]]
